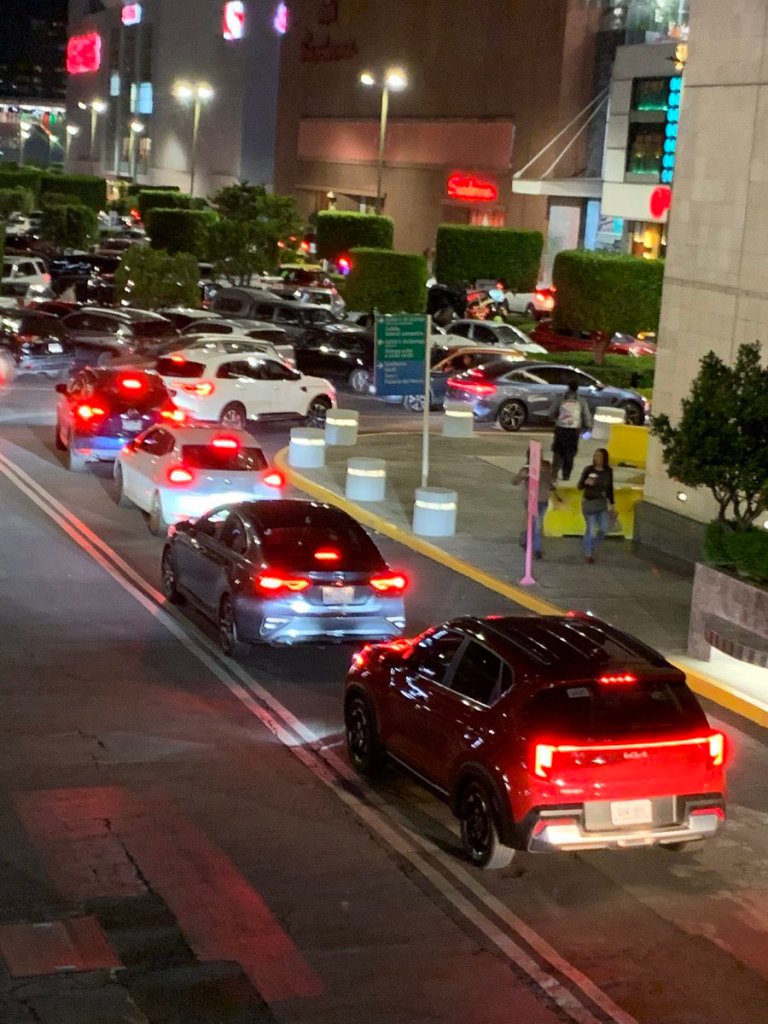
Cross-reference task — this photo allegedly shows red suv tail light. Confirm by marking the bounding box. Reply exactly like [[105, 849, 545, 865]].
[[708, 732, 725, 767], [370, 572, 408, 594], [447, 378, 496, 397], [167, 464, 194, 485], [75, 402, 108, 423], [255, 574, 310, 595], [180, 381, 214, 397], [262, 469, 285, 489], [533, 743, 555, 779], [160, 403, 185, 423]]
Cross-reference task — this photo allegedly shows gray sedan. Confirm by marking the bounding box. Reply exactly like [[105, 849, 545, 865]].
[[445, 360, 648, 432]]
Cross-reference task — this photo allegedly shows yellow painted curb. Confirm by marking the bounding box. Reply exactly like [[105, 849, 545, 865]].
[[276, 445, 768, 732]]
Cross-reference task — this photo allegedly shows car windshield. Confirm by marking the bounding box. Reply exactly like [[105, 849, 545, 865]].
[[181, 445, 267, 472], [492, 325, 530, 345], [156, 357, 206, 378], [523, 681, 708, 743], [255, 510, 385, 571]]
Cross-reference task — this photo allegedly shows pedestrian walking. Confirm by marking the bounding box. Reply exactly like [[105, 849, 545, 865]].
[[549, 380, 592, 481], [577, 447, 615, 564], [514, 456, 560, 560]]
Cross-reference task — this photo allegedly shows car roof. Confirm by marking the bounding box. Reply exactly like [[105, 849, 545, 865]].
[[73, 307, 167, 322], [161, 348, 277, 365], [161, 307, 219, 317], [448, 615, 671, 678], [232, 499, 351, 527], [155, 425, 260, 445]]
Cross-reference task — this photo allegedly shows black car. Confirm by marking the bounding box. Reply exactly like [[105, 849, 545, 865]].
[[50, 255, 120, 304], [0, 309, 74, 378], [61, 308, 179, 370], [212, 288, 340, 343], [293, 323, 373, 393]]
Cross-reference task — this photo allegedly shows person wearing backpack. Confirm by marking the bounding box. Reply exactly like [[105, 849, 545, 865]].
[[549, 379, 592, 481], [577, 447, 615, 563]]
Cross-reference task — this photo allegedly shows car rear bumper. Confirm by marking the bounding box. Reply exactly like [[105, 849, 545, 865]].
[[235, 596, 406, 645], [522, 795, 725, 852], [71, 435, 133, 461]]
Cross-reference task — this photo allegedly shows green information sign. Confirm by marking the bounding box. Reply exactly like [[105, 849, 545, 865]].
[[374, 314, 429, 397]]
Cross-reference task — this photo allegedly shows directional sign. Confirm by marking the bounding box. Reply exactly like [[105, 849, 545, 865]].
[[374, 314, 429, 397]]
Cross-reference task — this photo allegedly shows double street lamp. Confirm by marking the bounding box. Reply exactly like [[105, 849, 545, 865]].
[[78, 99, 107, 172], [65, 124, 80, 164], [173, 80, 215, 197], [359, 67, 408, 213], [129, 119, 145, 181]]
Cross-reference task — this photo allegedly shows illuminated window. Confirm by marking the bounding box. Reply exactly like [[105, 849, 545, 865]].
[[274, 3, 289, 34], [626, 124, 664, 178], [122, 3, 143, 26], [631, 77, 671, 112], [137, 82, 153, 114], [110, 72, 120, 96]]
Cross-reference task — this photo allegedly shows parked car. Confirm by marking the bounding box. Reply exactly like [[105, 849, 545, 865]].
[[114, 425, 285, 535], [0, 308, 74, 379], [210, 286, 282, 317], [27, 299, 82, 319], [49, 254, 120, 305], [161, 499, 408, 653], [156, 349, 336, 429], [530, 322, 657, 357], [344, 614, 726, 867], [212, 289, 340, 342], [292, 323, 373, 393], [158, 307, 225, 332], [1, 255, 51, 299], [445, 359, 648, 431], [55, 367, 179, 472], [180, 318, 294, 362], [61, 308, 179, 369], [503, 286, 555, 320], [402, 346, 527, 413], [291, 285, 345, 316], [441, 319, 548, 356]]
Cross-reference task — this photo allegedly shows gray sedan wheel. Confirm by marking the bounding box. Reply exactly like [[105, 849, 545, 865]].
[[349, 368, 371, 394], [403, 393, 426, 413], [497, 399, 527, 432]]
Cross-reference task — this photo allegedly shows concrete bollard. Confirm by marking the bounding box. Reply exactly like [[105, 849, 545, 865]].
[[442, 400, 474, 438], [325, 408, 359, 446], [288, 427, 326, 468], [592, 405, 625, 441], [346, 457, 386, 501], [412, 486, 458, 537]]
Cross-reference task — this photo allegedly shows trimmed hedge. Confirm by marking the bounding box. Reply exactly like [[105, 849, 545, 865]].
[[137, 189, 193, 221], [0, 186, 35, 217], [531, 350, 656, 390], [0, 168, 42, 201], [114, 247, 200, 310], [316, 211, 394, 261], [434, 225, 543, 291], [704, 522, 768, 584], [146, 208, 216, 258], [40, 203, 98, 250], [553, 250, 663, 337], [39, 173, 107, 213], [343, 248, 427, 314]]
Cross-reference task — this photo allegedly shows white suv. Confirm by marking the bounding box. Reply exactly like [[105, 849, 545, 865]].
[[157, 349, 336, 430], [2, 256, 51, 299]]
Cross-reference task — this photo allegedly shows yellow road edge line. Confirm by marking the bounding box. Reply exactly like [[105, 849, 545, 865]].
[[276, 446, 768, 731]]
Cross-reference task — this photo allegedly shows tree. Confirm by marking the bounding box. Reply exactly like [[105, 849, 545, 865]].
[[0, 186, 35, 217], [208, 182, 302, 281], [343, 248, 427, 314], [651, 342, 768, 528], [114, 247, 200, 310], [40, 203, 98, 251], [146, 208, 215, 259], [316, 211, 393, 261]]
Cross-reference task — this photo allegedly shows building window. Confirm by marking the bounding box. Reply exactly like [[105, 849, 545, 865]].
[[626, 124, 664, 177], [470, 208, 505, 228], [631, 77, 671, 112]]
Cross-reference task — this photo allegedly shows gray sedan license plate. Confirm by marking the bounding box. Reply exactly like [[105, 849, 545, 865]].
[[47, 342, 63, 353], [122, 418, 142, 431], [323, 586, 354, 605]]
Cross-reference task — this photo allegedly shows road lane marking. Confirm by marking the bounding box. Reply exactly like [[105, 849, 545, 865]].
[[0, 446, 638, 1024]]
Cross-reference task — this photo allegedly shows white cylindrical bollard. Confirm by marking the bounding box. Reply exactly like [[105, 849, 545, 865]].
[[592, 405, 625, 441], [288, 427, 326, 468], [412, 487, 458, 537], [346, 457, 386, 501], [325, 408, 360, 446], [442, 400, 474, 438]]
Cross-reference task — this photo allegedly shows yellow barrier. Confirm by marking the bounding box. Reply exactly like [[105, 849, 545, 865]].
[[607, 423, 649, 468], [544, 478, 645, 538]]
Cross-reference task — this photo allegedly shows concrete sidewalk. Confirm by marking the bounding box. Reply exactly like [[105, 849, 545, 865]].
[[276, 430, 768, 729]]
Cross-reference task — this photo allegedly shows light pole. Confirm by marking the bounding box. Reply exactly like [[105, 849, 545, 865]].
[[129, 119, 145, 181], [173, 81, 214, 197], [359, 67, 408, 214], [89, 100, 107, 172], [18, 121, 31, 167], [65, 124, 80, 165]]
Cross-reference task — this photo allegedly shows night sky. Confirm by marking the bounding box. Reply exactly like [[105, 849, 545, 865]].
[[0, 0, 68, 63]]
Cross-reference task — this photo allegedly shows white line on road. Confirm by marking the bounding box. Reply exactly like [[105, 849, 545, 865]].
[[0, 446, 638, 1024]]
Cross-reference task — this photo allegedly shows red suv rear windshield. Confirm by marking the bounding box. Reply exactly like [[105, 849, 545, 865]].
[[156, 358, 205, 378], [524, 680, 707, 743], [181, 445, 267, 472]]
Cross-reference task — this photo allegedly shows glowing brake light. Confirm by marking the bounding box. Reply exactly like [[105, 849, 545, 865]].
[[314, 548, 340, 562], [262, 470, 284, 488], [598, 672, 637, 685], [255, 574, 310, 594], [370, 572, 408, 594], [170, 354, 186, 364], [180, 381, 214, 397], [167, 465, 194, 484], [351, 648, 369, 670], [708, 732, 725, 767], [120, 376, 143, 391], [533, 743, 555, 779], [160, 404, 185, 423], [76, 403, 107, 421], [211, 436, 239, 450], [447, 378, 496, 397]]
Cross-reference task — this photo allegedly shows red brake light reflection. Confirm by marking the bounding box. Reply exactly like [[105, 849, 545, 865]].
[[314, 548, 340, 562], [370, 572, 408, 594], [170, 354, 186, 364], [598, 673, 637, 685], [167, 465, 194, 484], [709, 732, 725, 767], [447, 378, 496, 397], [180, 381, 214, 397], [160, 405, 185, 423]]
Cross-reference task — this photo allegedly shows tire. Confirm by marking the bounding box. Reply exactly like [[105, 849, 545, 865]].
[[218, 594, 249, 659], [622, 400, 644, 426], [403, 393, 426, 413], [497, 399, 527, 433], [349, 368, 371, 394], [345, 692, 385, 777], [67, 446, 87, 472], [525, 303, 537, 319], [305, 395, 331, 427], [219, 402, 247, 430], [459, 780, 515, 870], [147, 492, 168, 537], [113, 464, 134, 508], [161, 547, 183, 604], [663, 841, 697, 854], [55, 421, 66, 451]]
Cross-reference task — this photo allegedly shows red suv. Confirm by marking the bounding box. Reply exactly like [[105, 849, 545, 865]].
[[344, 615, 726, 869]]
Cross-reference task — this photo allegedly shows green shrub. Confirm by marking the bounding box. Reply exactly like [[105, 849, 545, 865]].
[[40, 173, 106, 213], [0, 186, 35, 217], [531, 350, 655, 390], [553, 250, 663, 337], [114, 247, 200, 310], [40, 203, 98, 250], [434, 225, 543, 291], [316, 212, 394, 261], [343, 248, 427, 314], [41, 191, 81, 208], [146, 208, 216, 258], [703, 521, 733, 568], [137, 189, 193, 221], [0, 168, 42, 201], [705, 522, 768, 583]]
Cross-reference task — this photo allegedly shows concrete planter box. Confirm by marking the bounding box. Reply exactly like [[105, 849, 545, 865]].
[[688, 562, 768, 667]]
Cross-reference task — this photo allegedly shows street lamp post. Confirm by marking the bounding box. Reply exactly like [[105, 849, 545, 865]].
[[89, 100, 107, 172], [173, 81, 214, 197], [18, 122, 31, 167], [359, 67, 408, 214], [129, 119, 145, 181], [65, 124, 80, 165]]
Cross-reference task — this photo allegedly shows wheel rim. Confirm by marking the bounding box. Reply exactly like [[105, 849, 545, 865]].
[[624, 402, 642, 425], [162, 553, 176, 597], [405, 395, 424, 412], [309, 400, 329, 427], [222, 408, 244, 428], [351, 370, 370, 393], [219, 599, 235, 653], [462, 787, 492, 861], [500, 402, 524, 431], [347, 700, 370, 766]]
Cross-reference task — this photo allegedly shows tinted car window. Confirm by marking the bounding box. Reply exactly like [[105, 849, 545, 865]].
[[181, 445, 267, 472], [410, 630, 464, 683], [131, 320, 178, 340], [262, 360, 298, 381], [216, 360, 264, 380], [219, 514, 249, 555], [476, 360, 539, 381], [533, 366, 576, 386], [213, 297, 244, 314], [450, 642, 508, 705], [255, 510, 384, 572], [523, 681, 708, 743], [99, 371, 168, 408], [275, 306, 299, 324], [156, 358, 206, 378]]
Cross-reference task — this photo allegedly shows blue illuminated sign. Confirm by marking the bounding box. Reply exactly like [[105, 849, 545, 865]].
[[661, 75, 682, 185]]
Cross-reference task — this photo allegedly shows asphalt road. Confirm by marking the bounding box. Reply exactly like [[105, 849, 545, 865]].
[[1, 377, 768, 1024]]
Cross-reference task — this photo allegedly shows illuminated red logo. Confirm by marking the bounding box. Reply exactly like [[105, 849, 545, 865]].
[[222, 1, 246, 40], [447, 173, 499, 203], [66, 32, 102, 75], [649, 185, 672, 219], [273, 1, 289, 34], [122, 4, 143, 26]]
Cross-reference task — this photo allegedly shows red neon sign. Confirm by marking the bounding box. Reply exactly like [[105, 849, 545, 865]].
[[122, 4, 143, 26], [649, 184, 672, 219], [66, 32, 102, 75], [447, 173, 499, 203], [222, 1, 246, 40]]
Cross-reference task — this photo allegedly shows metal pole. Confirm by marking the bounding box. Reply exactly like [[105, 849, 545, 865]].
[[420, 315, 431, 489], [376, 85, 389, 214], [90, 106, 97, 173], [190, 96, 201, 197], [130, 130, 137, 181], [18, 119, 25, 167]]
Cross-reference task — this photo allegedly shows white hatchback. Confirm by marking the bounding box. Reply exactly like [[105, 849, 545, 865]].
[[156, 349, 336, 430], [2, 256, 51, 298], [114, 425, 285, 535]]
